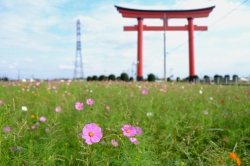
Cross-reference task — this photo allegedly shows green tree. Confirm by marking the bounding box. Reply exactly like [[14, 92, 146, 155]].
[[224, 75, 230, 84], [194, 75, 199, 82], [87, 76, 92, 81], [98, 75, 106, 81], [108, 74, 116, 81], [120, 73, 129, 81], [0, 77, 9, 82], [204, 75, 210, 83], [92, 75, 98, 81], [147, 73, 156, 82], [214, 74, 220, 84], [233, 74, 238, 83]]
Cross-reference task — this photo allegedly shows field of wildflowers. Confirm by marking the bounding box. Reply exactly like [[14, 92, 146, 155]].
[[0, 80, 250, 165]]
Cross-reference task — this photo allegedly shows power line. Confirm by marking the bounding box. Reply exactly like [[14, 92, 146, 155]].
[[168, 0, 249, 54]]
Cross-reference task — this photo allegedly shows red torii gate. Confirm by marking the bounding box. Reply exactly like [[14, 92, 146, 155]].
[[115, 5, 215, 81]]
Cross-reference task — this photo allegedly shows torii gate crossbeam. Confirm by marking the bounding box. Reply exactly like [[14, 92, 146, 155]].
[[115, 5, 215, 81]]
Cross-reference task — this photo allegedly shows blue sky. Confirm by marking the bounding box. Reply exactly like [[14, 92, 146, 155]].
[[0, 0, 250, 80]]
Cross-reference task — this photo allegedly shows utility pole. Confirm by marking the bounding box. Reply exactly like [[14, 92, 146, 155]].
[[249, 74, 250, 85], [131, 63, 134, 80], [132, 62, 138, 82], [18, 70, 20, 81]]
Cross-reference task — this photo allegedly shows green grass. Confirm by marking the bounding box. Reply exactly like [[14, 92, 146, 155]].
[[0, 81, 249, 165]]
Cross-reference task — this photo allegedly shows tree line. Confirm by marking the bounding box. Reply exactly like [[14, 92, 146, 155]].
[[86, 73, 242, 83], [86, 73, 156, 82]]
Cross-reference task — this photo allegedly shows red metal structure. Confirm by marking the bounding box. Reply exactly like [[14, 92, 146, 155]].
[[115, 5, 215, 81]]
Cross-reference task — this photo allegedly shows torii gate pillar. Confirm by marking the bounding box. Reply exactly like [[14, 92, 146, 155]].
[[137, 18, 143, 81], [188, 18, 195, 79], [115, 5, 215, 81]]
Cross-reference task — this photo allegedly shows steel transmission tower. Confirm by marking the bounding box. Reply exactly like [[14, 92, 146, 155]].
[[73, 19, 84, 80]]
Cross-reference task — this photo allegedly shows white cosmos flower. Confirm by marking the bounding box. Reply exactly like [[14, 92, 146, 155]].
[[199, 90, 202, 94], [210, 97, 213, 100], [22, 106, 28, 111], [146, 112, 153, 117]]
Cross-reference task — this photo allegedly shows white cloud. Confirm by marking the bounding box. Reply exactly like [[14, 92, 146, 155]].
[[23, 58, 33, 62], [0, 0, 249, 79], [58, 65, 74, 69]]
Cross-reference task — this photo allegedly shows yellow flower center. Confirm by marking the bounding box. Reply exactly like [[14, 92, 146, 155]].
[[89, 132, 94, 137], [126, 129, 130, 133], [31, 115, 35, 119]]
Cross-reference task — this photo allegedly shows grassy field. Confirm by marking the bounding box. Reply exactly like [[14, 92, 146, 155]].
[[0, 80, 249, 165]]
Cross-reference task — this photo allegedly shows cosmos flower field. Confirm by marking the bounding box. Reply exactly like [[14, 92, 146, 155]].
[[0, 80, 250, 165]]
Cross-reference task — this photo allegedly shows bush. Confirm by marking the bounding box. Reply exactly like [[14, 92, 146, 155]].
[[92, 75, 98, 81], [120, 73, 129, 81], [129, 77, 134, 81], [108, 74, 116, 81], [86, 76, 92, 81], [147, 73, 156, 82], [176, 77, 180, 82]]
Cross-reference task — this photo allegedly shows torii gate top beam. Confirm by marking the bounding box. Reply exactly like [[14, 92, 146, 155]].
[[115, 5, 215, 19]]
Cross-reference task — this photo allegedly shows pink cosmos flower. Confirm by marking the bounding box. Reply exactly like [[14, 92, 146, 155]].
[[106, 106, 110, 110], [10, 147, 21, 151], [36, 82, 41, 86], [142, 89, 148, 95], [40, 116, 47, 122], [129, 137, 140, 144], [111, 139, 118, 147], [3, 126, 11, 132], [204, 110, 209, 115], [122, 124, 136, 137], [0, 100, 3, 104], [31, 125, 36, 130], [75, 102, 84, 110], [135, 126, 143, 136], [55, 107, 62, 112], [86, 99, 95, 105], [82, 123, 103, 145]]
